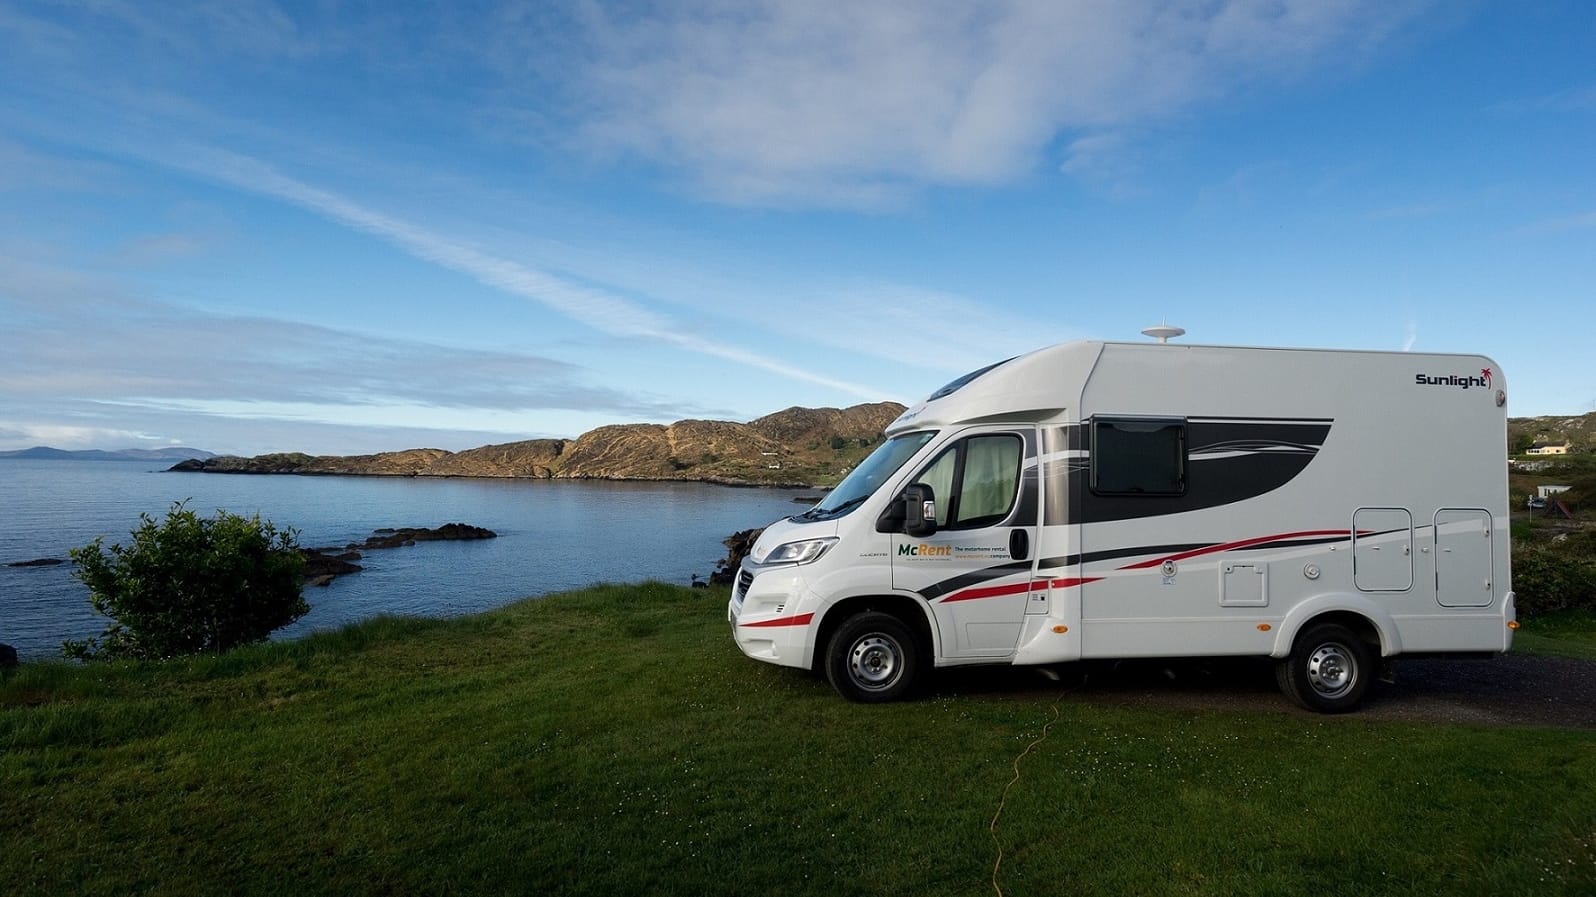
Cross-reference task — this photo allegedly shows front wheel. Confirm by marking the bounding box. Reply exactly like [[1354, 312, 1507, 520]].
[[824, 612, 921, 703], [1276, 622, 1375, 713]]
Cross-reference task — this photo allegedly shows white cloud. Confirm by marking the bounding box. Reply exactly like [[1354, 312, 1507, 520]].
[[0, 423, 164, 450], [0, 258, 706, 420], [560, 0, 1432, 204], [1, 1, 1434, 211]]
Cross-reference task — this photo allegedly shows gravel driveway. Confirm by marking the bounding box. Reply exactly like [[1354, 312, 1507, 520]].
[[939, 653, 1596, 728]]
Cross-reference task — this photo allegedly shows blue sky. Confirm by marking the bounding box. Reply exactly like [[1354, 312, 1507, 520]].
[[0, 1, 1591, 456]]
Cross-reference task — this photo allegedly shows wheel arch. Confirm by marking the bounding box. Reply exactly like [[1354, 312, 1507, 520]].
[[1272, 594, 1400, 659], [811, 593, 937, 674]]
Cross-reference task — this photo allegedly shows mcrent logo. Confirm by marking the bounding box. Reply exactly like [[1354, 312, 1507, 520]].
[[1415, 367, 1493, 392], [899, 543, 952, 557]]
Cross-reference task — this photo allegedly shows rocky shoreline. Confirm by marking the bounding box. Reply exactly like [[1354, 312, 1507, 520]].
[[170, 402, 904, 489], [0, 524, 759, 664]]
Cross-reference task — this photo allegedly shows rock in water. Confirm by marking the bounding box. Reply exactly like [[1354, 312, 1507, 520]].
[[0, 644, 18, 669], [299, 548, 365, 584], [357, 523, 496, 550]]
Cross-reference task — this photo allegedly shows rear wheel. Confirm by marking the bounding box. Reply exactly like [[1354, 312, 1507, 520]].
[[1276, 622, 1374, 713], [824, 612, 921, 703]]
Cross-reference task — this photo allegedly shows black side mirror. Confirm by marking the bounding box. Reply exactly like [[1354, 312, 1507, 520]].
[[903, 484, 937, 538]]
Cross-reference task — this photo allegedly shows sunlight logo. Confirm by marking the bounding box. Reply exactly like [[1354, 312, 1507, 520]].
[[1415, 367, 1492, 392]]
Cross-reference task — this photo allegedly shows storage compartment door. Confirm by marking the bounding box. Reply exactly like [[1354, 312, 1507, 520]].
[[1353, 507, 1413, 592], [1436, 508, 1493, 608]]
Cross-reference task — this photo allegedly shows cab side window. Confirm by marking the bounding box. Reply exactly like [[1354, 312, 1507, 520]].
[[914, 434, 1022, 529]]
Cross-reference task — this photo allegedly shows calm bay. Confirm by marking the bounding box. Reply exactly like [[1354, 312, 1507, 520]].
[[0, 459, 808, 660]]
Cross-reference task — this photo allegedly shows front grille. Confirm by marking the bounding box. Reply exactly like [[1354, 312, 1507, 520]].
[[737, 568, 754, 595]]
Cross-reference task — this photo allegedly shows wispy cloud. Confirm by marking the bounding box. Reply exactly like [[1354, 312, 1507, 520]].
[[1367, 200, 1460, 221], [788, 283, 1065, 374], [1510, 209, 1596, 237], [1402, 321, 1418, 352], [109, 231, 212, 266], [1488, 83, 1596, 115], [0, 137, 113, 192], [0, 258, 708, 421], [0, 422, 166, 451], [165, 148, 894, 401]]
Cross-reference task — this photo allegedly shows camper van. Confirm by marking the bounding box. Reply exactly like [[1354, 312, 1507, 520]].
[[728, 339, 1515, 713]]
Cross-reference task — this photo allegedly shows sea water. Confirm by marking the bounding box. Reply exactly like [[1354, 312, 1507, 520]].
[[0, 459, 810, 660]]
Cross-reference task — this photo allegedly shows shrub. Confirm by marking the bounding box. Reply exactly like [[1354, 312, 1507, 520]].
[[64, 503, 308, 661], [1511, 537, 1596, 618]]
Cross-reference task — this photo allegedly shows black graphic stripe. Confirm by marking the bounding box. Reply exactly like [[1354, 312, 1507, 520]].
[[916, 560, 1033, 602]]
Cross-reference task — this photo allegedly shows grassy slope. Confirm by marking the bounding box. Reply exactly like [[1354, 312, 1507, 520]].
[[3, 584, 1594, 897]]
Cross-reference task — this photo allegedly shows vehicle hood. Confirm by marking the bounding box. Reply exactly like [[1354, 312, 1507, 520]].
[[749, 516, 842, 564]]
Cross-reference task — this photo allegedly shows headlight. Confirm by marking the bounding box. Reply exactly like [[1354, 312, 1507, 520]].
[[757, 537, 838, 566]]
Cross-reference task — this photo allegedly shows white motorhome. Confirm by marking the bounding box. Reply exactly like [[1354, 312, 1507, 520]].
[[728, 339, 1515, 712]]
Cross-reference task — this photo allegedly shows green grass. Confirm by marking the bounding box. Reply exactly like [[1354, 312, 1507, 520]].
[[4, 583, 1594, 897], [1514, 610, 1596, 661]]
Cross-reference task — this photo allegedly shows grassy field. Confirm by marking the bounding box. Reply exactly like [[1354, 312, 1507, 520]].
[[3, 583, 1594, 897], [1514, 610, 1596, 662]]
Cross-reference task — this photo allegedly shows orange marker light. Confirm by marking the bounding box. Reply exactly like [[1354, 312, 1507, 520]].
[[1052, 625, 1069, 634], [1257, 623, 1272, 632], [1508, 620, 1520, 630]]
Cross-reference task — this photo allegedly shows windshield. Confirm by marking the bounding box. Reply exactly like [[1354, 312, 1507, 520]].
[[796, 431, 936, 521]]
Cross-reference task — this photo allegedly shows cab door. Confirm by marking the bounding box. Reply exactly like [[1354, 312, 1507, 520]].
[[890, 428, 1038, 658]]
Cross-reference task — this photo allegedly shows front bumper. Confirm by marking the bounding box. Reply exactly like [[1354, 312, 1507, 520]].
[[727, 562, 815, 669]]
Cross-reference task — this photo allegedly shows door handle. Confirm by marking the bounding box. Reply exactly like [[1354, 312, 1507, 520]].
[[1009, 529, 1030, 562]]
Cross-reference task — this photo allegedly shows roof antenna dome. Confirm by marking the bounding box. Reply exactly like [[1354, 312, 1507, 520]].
[[1141, 322, 1186, 344]]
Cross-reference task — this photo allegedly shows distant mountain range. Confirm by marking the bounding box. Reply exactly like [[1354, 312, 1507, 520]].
[[0, 446, 217, 462]]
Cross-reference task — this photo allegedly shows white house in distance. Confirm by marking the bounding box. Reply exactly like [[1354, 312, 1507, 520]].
[[1538, 485, 1572, 499], [1526, 441, 1573, 456]]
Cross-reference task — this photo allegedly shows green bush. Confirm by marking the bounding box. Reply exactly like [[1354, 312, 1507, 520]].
[[1512, 536, 1596, 618], [64, 503, 308, 661]]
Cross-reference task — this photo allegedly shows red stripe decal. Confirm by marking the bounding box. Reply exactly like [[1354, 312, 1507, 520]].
[[1118, 529, 1350, 570], [934, 528, 1353, 602], [1049, 577, 1102, 589], [739, 613, 815, 628], [941, 580, 1050, 603]]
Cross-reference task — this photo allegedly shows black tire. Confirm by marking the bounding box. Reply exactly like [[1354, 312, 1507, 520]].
[[824, 612, 921, 703], [1276, 622, 1375, 713]]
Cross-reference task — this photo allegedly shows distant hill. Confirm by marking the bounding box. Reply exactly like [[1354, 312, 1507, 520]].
[[1508, 411, 1596, 454], [170, 403, 908, 487], [0, 446, 217, 462]]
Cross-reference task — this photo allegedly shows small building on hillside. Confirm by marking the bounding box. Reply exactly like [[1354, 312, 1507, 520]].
[[1526, 441, 1573, 456], [1538, 484, 1572, 499]]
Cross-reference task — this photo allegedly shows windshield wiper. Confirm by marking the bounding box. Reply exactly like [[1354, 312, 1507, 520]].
[[821, 496, 868, 516], [793, 495, 868, 522]]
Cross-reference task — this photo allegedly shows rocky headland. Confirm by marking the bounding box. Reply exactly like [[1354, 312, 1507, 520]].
[[171, 403, 906, 488]]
